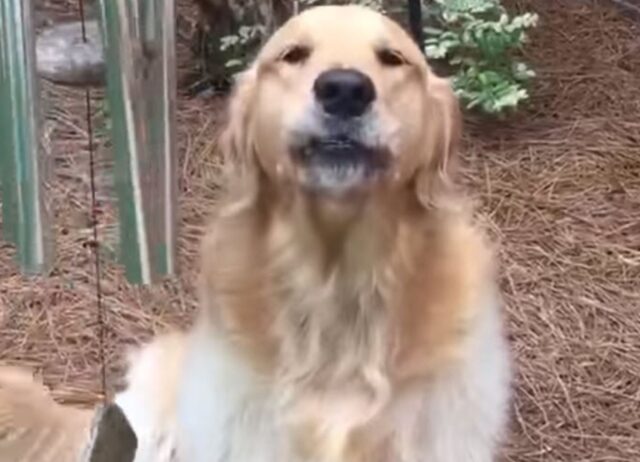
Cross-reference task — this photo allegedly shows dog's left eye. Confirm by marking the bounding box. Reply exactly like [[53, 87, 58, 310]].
[[279, 45, 311, 64], [376, 48, 408, 67]]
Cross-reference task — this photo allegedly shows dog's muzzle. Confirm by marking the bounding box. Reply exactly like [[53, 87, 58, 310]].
[[290, 68, 389, 195], [292, 136, 387, 195]]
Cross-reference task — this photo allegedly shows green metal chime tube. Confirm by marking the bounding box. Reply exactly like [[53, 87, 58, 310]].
[[97, 0, 177, 284], [0, 0, 53, 274]]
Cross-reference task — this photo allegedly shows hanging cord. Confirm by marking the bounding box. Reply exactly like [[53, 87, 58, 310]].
[[78, 0, 108, 399]]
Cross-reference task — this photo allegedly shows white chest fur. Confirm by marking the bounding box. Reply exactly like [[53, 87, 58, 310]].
[[116, 297, 510, 462]]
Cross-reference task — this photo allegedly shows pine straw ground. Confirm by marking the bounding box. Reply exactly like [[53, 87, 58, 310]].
[[1, 0, 639, 460]]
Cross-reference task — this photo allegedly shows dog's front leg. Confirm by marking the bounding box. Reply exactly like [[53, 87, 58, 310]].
[[399, 307, 512, 462]]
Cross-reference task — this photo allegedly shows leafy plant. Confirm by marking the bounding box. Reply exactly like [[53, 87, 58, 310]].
[[219, 24, 268, 72], [424, 0, 538, 114]]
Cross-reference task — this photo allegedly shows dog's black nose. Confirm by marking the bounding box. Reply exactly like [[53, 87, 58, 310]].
[[313, 69, 376, 118]]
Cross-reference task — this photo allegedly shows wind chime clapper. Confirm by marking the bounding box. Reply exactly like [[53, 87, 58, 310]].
[[84, 402, 137, 462], [0, 0, 178, 284], [0, 0, 54, 275]]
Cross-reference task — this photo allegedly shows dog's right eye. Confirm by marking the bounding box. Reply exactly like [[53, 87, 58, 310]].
[[376, 48, 408, 67], [279, 45, 311, 65]]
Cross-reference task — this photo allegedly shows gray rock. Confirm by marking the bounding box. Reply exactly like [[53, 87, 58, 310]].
[[36, 20, 105, 87]]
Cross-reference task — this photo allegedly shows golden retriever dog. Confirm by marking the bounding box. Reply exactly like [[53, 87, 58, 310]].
[[0, 5, 511, 462], [116, 5, 511, 461]]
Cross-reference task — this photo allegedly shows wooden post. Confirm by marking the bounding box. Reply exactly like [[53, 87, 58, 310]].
[[0, 0, 53, 274], [97, 0, 177, 284]]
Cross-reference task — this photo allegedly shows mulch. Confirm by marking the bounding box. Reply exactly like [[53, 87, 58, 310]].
[[1, 1, 639, 460]]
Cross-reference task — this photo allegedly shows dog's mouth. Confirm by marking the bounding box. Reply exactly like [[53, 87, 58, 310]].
[[291, 137, 389, 196]]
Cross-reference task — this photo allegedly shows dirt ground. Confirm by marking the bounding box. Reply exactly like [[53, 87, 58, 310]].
[[1, 1, 639, 461]]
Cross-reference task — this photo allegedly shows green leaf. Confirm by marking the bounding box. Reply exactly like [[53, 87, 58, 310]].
[[225, 59, 244, 69], [423, 26, 446, 36]]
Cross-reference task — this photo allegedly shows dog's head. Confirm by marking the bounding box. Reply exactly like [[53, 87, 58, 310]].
[[222, 5, 460, 205]]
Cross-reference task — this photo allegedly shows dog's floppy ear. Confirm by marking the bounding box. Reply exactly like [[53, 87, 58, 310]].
[[219, 67, 259, 176], [414, 71, 462, 209], [218, 67, 262, 205]]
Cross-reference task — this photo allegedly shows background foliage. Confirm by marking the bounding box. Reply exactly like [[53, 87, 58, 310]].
[[210, 0, 537, 115], [424, 0, 538, 114]]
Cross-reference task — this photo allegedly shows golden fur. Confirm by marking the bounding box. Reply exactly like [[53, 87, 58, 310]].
[[0, 367, 93, 461], [196, 5, 500, 460]]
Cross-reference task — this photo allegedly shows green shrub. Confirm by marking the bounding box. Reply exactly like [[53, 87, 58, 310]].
[[215, 0, 538, 115], [424, 0, 538, 115], [219, 24, 268, 73]]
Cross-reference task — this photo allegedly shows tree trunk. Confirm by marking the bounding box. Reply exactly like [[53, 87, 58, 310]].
[[194, 0, 292, 35], [191, 0, 294, 83]]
